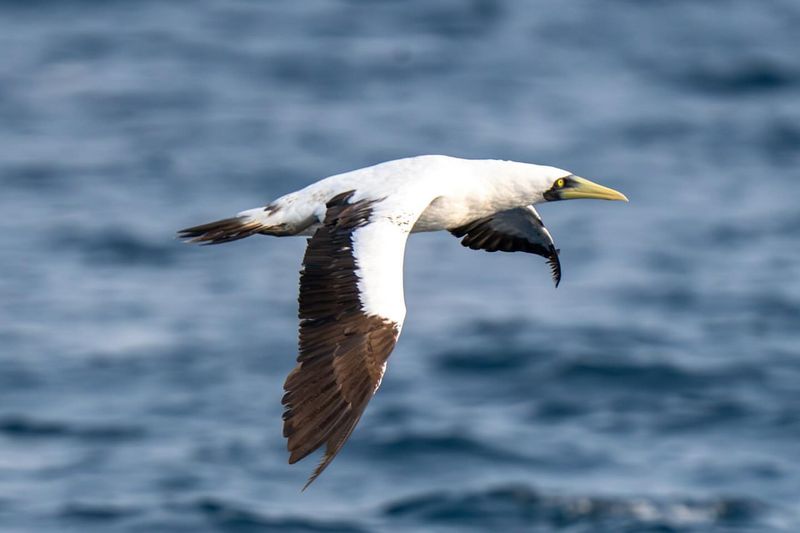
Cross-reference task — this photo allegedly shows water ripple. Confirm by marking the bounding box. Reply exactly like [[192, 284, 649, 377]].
[[0, 415, 145, 441], [384, 485, 769, 532]]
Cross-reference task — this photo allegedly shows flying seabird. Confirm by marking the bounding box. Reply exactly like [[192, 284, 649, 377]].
[[179, 155, 628, 488]]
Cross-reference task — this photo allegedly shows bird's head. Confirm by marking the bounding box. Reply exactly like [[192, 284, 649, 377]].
[[543, 175, 628, 203]]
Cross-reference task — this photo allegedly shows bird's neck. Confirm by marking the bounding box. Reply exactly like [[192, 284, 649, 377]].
[[472, 160, 562, 210]]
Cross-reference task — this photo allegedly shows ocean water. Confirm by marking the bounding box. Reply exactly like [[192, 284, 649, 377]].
[[2, 1, 799, 531]]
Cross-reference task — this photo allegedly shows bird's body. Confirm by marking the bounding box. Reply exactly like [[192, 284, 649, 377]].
[[179, 155, 627, 488], [235, 155, 570, 236]]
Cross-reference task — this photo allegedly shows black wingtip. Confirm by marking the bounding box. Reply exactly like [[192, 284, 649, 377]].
[[177, 217, 262, 245], [548, 248, 562, 288]]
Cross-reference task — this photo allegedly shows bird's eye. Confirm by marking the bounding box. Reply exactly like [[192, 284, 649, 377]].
[[556, 178, 565, 188]]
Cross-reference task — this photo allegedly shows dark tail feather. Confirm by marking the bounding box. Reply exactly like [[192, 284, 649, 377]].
[[178, 217, 264, 245]]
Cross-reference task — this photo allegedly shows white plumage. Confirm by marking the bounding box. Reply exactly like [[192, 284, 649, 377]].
[[237, 155, 571, 236], [179, 154, 627, 488]]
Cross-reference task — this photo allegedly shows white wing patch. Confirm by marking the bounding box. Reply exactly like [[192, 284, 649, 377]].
[[351, 219, 410, 325]]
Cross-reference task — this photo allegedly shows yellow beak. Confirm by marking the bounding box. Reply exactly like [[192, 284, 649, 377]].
[[559, 176, 629, 202]]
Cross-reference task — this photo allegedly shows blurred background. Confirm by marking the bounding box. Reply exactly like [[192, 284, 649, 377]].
[[1, 1, 799, 531]]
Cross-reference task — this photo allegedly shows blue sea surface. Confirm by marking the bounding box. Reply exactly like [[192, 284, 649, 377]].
[[2, 1, 799, 531]]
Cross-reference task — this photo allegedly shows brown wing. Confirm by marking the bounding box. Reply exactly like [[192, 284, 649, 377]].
[[282, 191, 401, 489], [450, 206, 562, 287]]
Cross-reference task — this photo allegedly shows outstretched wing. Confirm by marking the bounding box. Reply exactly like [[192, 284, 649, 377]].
[[450, 206, 561, 287], [282, 190, 421, 489]]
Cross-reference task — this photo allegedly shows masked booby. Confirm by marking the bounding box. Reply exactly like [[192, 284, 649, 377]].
[[178, 155, 628, 488]]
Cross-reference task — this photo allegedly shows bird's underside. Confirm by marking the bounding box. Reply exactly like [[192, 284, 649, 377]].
[[178, 156, 627, 488]]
